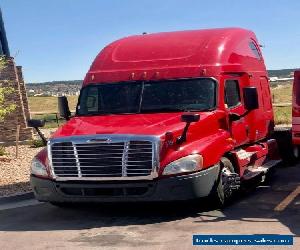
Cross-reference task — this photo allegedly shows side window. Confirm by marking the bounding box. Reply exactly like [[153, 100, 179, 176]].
[[249, 41, 261, 60], [225, 80, 241, 108], [79, 86, 99, 113]]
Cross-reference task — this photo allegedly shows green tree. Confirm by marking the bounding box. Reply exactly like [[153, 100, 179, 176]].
[[0, 56, 16, 121]]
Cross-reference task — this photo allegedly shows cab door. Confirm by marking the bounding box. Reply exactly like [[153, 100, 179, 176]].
[[224, 78, 249, 147]]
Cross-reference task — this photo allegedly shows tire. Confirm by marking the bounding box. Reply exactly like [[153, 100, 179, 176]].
[[209, 157, 239, 208], [273, 127, 298, 164]]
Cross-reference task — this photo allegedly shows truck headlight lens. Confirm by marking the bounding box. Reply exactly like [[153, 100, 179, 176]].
[[31, 158, 48, 177], [162, 154, 203, 176]]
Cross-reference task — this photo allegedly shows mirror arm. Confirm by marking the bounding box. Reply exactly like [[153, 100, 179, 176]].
[[34, 127, 47, 146], [176, 122, 191, 144]]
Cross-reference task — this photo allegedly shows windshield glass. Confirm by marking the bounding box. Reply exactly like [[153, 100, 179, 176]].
[[76, 78, 216, 115]]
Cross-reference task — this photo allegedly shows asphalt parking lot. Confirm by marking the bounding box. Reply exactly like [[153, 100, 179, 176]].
[[0, 164, 299, 250]]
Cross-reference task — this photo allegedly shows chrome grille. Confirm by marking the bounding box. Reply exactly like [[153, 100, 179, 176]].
[[76, 142, 124, 177], [49, 135, 158, 180], [126, 141, 153, 176], [51, 142, 77, 177]]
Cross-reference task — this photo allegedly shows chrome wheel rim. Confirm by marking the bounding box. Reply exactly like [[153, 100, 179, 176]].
[[221, 166, 234, 198]]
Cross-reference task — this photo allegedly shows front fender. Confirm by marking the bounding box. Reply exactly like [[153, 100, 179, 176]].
[[159, 130, 233, 175]]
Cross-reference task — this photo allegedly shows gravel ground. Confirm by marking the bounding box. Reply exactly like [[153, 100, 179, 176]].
[[0, 145, 41, 197]]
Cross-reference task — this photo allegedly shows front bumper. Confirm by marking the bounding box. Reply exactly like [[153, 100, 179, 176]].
[[30, 165, 220, 203]]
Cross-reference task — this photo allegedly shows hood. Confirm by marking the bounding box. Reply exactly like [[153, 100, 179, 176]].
[[51, 112, 214, 139]]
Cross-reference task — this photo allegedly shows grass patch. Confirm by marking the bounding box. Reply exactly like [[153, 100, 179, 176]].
[[0, 146, 7, 156], [42, 120, 64, 129], [29, 96, 78, 128], [274, 106, 291, 125], [270, 83, 292, 125], [30, 139, 45, 148], [28, 96, 78, 113], [31, 113, 65, 129], [271, 83, 292, 103]]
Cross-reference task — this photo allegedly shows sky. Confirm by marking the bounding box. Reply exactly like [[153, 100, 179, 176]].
[[1, 0, 300, 83]]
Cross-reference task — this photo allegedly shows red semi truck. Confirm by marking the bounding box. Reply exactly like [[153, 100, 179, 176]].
[[28, 28, 283, 207]]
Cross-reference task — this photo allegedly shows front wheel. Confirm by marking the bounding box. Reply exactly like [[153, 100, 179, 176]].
[[209, 157, 240, 207]]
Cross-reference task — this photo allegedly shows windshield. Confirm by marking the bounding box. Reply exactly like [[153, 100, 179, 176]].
[[76, 78, 216, 115]]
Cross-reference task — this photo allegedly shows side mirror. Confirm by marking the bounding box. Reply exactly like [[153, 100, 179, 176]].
[[243, 87, 259, 110], [177, 113, 200, 144], [27, 119, 45, 128], [27, 119, 47, 146], [181, 113, 200, 123], [58, 96, 71, 120]]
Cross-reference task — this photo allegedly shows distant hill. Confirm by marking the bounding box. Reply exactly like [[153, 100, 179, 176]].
[[26, 69, 299, 85], [26, 80, 82, 96], [25, 69, 300, 96], [268, 69, 298, 78], [26, 80, 82, 85]]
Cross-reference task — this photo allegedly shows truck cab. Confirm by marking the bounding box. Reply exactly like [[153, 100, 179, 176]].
[[29, 28, 280, 206]]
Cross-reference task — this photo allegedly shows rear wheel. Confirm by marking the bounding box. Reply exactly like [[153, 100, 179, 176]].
[[209, 157, 240, 207]]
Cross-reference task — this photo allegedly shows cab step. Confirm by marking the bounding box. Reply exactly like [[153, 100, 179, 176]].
[[242, 160, 281, 180]]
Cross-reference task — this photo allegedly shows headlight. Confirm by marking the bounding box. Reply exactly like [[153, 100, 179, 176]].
[[31, 157, 48, 177], [162, 154, 203, 176]]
